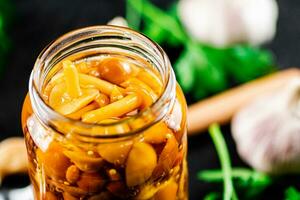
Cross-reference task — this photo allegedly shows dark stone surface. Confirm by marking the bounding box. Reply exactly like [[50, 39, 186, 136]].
[[0, 0, 299, 199]]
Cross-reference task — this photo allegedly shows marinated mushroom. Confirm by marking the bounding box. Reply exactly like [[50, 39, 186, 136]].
[[22, 54, 186, 199], [126, 142, 157, 187]]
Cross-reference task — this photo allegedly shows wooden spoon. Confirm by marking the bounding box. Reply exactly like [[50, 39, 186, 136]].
[[188, 68, 300, 135]]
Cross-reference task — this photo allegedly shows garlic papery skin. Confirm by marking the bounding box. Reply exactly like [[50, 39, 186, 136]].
[[231, 79, 300, 174], [107, 16, 128, 27], [178, 0, 278, 47]]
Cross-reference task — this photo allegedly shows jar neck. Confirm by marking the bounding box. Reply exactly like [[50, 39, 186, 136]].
[[29, 25, 176, 140]]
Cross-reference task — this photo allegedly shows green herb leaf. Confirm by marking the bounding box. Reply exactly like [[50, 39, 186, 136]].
[[143, 3, 182, 46], [198, 168, 272, 198], [126, 0, 143, 30], [127, 0, 187, 42], [209, 124, 238, 200], [204, 192, 221, 200], [174, 43, 228, 98], [143, 19, 168, 44], [224, 45, 276, 83], [190, 44, 228, 96], [174, 48, 196, 93], [285, 187, 300, 200]]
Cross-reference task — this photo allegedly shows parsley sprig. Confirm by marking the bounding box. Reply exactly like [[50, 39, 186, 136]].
[[208, 124, 238, 200], [199, 124, 273, 199]]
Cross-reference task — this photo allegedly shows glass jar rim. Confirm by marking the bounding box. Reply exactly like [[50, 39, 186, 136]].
[[29, 25, 176, 139]]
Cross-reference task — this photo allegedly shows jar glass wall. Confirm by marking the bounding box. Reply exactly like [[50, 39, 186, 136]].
[[21, 26, 188, 200]]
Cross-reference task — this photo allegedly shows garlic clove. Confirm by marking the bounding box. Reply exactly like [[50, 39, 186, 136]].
[[107, 16, 128, 27], [0, 137, 28, 184], [178, 0, 278, 47], [239, 0, 278, 45], [232, 78, 300, 174]]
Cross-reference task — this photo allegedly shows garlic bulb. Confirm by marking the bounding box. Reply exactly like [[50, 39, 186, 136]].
[[107, 16, 128, 27], [178, 0, 278, 47], [232, 79, 300, 174]]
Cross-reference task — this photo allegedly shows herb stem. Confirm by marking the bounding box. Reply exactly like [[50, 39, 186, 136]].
[[209, 123, 238, 200], [198, 168, 270, 183], [126, 0, 143, 30]]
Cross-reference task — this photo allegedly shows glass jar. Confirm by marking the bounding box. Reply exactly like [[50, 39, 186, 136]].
[[21, 26, 188, 200]]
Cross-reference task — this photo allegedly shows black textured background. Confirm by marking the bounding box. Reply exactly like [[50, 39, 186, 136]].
[[0, 0, 299, 199]]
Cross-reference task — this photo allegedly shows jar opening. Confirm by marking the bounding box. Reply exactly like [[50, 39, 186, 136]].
[[29, 25, 176, 139]]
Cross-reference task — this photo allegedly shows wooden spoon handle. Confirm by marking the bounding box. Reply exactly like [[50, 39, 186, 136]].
[[187, 68, 300, 135], [0, 137, 27, 184]]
